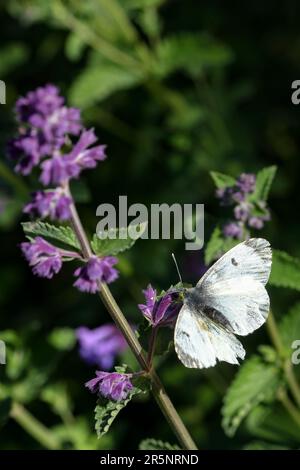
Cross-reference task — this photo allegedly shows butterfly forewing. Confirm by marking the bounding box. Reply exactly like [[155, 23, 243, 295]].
[[195, 238, 272, 336]]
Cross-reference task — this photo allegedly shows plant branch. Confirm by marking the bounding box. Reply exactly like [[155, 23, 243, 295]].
[[66, 185, 197, 450], [10, 402, 61, 450]]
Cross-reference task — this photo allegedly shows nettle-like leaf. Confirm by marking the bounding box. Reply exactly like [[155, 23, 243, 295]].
[[204, 226, 238, 265], [269, 249, 300, 291], [69, 64, 143, 108], [139, 438, 181, 450], [91, 222, 147, 256], [210, 171, 236, 189], [95, 386, 144, 438], [222, 356, 282, 437], [250, 166, 277, 202], [278, 301, 300, 353], [22, 221, 80, 250]]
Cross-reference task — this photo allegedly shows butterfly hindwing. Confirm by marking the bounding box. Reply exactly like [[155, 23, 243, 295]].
[[174, 303, 245, 369]]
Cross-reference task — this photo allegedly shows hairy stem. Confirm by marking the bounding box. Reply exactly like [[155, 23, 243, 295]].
[[66, 185, 197, 450], [267, 310, 300, 407], [10, 402, 61, 450]]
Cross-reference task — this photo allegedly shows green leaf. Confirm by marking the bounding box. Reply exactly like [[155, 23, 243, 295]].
[[269, 249, 300, 291], [91, 222, 147, 256], [251, 166, 277, 202], [0, 398, 12, 428], [278, 301, 300, 353], [204, 226, 238, 265], [139, 438, 181, 450], [222, 356, 281, 437], [246, 404, 300, 444], [210, 171, 236, 189], [47, 328, 76, 351], [155, 33, 233, 78], [95, 387, 142, 438], [22, 221, 80, 250], [69, 64, 143, 108]]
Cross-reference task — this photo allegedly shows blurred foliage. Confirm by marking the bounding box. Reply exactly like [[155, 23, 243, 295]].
[[0, 0, 300, 450]]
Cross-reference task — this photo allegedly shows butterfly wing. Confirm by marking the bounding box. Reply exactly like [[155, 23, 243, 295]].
[[174, 303, 245, 368], [196, 238, 272, 336]]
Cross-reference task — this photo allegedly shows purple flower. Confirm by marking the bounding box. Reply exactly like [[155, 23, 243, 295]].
[[85, 371, 133, 401], [7, 133, 41, 175], [73, 256, 118, 294], [15, 84, 82, 151], [40, 129, 106, 185], [65, 129, 106, 173], [138, 284, 182, 327], [234, 202, 251, 222], [16, 84, 64, 123], [236, 173, 256, 194], [40, 155, 70, 186], [20, 236, 63, 279], [248, 216, 264, 229], [8, 85, 83, 176], [222, 222, 243, 239], [76, 324, 127, 370], [23, 189, 72, 221]]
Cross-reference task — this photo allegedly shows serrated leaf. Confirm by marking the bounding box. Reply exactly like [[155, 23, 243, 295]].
[[222, 356, 281, 437], [251, 166, 277, 202], [204, 226, 238, 265], [91, 222, 147, 256], [139, 438, 181, 450], [69, 64, 143, 108], [95, 387, 142, 438], [269, 249, 300, 291], [210, 171, 236, 189], [22, 221, 80, 250], [155, 33, 233, 78]]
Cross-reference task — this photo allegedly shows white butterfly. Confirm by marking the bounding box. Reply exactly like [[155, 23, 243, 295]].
[[174, 238, 272, 369]]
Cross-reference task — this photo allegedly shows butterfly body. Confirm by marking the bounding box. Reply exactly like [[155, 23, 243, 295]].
[[174, 238, 272, 369]]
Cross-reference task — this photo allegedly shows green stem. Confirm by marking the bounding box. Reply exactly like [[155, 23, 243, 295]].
[[10, 402, 60, 450], [147, 327, 158, 369], [66, 185, 197, 450], [267, 310, 300, 407], [277, 388, 300, 427]]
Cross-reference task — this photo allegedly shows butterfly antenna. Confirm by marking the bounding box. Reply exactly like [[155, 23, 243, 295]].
[[172, 253, 183, 284]]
